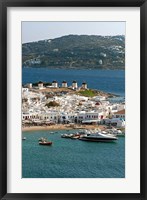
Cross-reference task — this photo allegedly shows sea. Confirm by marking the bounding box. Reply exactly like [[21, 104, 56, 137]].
[[22, 130, 125, 178], [22, 68, 125, 178]]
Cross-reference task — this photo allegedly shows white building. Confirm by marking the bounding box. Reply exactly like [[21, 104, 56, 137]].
[[22, 111, 59, 124], [25, 58, 41, 65], [77, 111, 104, 123], [62, 81, 68, 88], [25, 83, 32, 89], [52, 80, 58, 88], [81, 82, 88, 89], [113, 109, 125, 120], [72, 81, 78, 89], [38, 81, 44, 89], [93, 96, 106, 101], [103, 117, 125, 127]]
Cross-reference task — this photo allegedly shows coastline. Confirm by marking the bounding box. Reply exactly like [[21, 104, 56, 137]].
[[22, 124, 106, 132]]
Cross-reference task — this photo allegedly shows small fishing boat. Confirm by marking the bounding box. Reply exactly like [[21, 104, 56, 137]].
[[70, 133, 80, 139], [71, 135, 80, 139], [39, 141, 52, 146], [22, 137, 26, 140], [38, 137, 52, 145]]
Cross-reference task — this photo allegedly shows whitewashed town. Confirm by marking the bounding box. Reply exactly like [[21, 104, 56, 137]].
[[22, 80, 125, 137]]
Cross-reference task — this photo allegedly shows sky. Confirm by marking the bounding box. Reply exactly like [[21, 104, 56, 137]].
[[22, 21, 125, 44]]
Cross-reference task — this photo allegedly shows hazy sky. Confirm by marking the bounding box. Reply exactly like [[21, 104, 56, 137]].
[[22, 21, 125, 44]]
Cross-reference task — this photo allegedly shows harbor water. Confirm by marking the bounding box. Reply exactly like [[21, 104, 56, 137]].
[[22, 130, 125, 178]]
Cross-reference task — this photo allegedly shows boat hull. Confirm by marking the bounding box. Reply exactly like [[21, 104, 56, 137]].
[[79, 137, 117, 142], [39, 142, 52, 145]]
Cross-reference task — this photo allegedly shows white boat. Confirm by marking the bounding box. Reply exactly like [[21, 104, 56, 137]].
[[79, 131, 118, 142], [61, 133, 73, 138], [107, 129, 125, 137]]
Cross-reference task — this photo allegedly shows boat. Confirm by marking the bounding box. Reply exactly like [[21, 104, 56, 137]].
[[79, 131, 118, 142], [102, 130, 116, 137], [115, 132, 125, 137], [71, 135, 80, 139], [70, 132, 80, 139], [38, 137, 52, 145], [39, 141, 52, 145], [22, 137, 26, 140], [61, 134, 73, 138], [106, 129, 125, 137]]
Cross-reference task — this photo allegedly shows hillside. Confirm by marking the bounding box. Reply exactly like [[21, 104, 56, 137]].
[[22, 34, 125, 70]]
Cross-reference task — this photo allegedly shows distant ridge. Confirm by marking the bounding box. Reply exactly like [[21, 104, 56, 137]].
[[22, 34, 125, 70]]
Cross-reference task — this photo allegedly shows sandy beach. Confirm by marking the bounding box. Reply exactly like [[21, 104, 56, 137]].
[[22, 124, 106, 132]]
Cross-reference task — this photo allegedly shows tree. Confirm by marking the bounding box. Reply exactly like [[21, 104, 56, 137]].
[[45, 101, 60, 108]]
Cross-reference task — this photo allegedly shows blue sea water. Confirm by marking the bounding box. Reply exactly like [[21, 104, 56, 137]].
[[22, 68, 125, 97], [22, 130, 125, 178]]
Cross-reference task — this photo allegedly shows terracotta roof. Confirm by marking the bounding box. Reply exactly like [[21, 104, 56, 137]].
[[115, 109, 125, 115]]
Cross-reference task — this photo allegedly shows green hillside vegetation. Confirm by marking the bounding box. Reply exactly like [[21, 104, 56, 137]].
[[78, 89, 97, 97], [22, 34, 125, 70]]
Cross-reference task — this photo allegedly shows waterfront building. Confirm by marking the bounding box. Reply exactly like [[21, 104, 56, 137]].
[[113, 109, 125, 120], [22, 111, 37, 120], [72, 80, 78, 89], [62, 81, 68, 88], [103, 117, 125, 127], [52, 80, 58, 88], [22, 110, 59, 124], [77, 111, 104, 123]]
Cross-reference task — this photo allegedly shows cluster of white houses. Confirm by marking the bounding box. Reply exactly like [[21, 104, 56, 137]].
[[22, 87, 125, 127], [25, 80, 88, 90]]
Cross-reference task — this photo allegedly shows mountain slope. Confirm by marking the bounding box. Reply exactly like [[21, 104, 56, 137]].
[[22, 34, 125, 69]]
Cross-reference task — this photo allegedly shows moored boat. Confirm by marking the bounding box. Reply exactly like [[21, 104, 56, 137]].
[[61, 133, 73, 138], [79, 131, 118, 142], [39, 141, 52, 145], [106, 129, 125, 137], [71, 135, 80, 139], [38, 137, 52, 145]]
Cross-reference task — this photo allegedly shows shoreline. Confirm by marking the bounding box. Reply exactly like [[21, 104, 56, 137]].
[[22, 124, 106, 132]]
